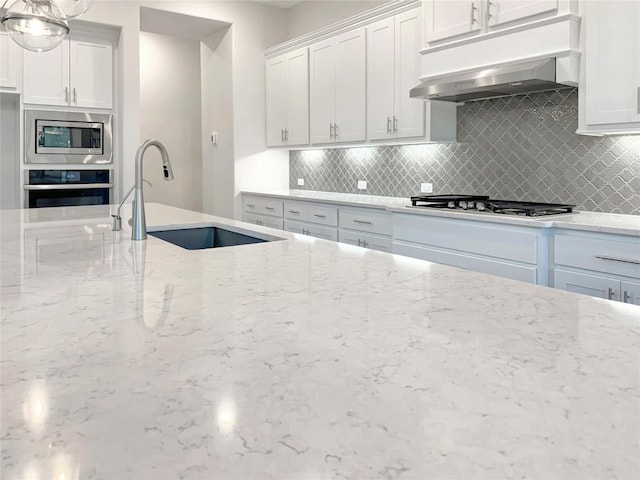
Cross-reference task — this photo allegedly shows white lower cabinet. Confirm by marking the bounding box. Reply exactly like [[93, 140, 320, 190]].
[[283, 200, 338, 241], [392, 213, 543, 284], [285, 219, 338, 241], [552, 230, 640, 303], [338, 206, 393, 253], [242, 195, 284, 230]]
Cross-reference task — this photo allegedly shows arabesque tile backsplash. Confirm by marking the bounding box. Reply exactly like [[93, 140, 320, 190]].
[[289, 89, 640, 215]]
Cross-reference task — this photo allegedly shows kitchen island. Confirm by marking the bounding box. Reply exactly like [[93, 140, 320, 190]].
[[1, 204, 639, 479]]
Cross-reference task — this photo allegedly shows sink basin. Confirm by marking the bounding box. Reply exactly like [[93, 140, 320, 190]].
[[148, 226, 273, 250]]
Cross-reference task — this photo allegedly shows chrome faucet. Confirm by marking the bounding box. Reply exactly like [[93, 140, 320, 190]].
[[131, 139, 175, 240]]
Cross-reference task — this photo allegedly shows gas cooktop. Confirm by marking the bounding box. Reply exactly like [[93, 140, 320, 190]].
[[410, 195, 575, 217]]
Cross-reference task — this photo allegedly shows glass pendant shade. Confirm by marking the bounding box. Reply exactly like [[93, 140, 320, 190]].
[[1, 0, 69, 52], [54, 0, 92, 19]]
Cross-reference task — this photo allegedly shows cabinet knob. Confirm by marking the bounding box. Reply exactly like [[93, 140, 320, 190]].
[[386, 116, 391, 134]]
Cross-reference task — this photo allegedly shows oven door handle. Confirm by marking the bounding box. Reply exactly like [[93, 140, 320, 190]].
[[24, 183, 113, 191]]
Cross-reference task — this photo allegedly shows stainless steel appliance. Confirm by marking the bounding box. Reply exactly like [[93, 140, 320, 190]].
[[25, 110, 113, 164], [410, 194, 575, 216], [24, 169, 112, 208]]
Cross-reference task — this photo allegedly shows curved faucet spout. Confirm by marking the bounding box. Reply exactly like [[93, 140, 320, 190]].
[[132, 139, 175, 241]]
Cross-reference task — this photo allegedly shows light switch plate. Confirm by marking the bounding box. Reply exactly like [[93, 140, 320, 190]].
[[297, 178, 304, 186], [421, 182, 433, 193], [357, 180, 367, 190]]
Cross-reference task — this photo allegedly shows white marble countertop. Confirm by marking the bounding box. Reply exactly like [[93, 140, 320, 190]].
[[243, 190, 640, 235], [2, 203, 639, 479]]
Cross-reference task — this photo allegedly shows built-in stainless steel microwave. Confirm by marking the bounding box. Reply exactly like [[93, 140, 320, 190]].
[[25, 110, 113, 164]]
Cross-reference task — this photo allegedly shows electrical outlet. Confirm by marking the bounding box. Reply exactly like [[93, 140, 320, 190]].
[[357, 180, 367, 190], [421, 182, 433, 193], [297, 178, 304, 186]]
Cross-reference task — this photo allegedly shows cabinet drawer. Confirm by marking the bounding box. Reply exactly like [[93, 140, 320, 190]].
[[394, 214, 538, 264], [340, 207, 392, 236], [554, 233, 640, 278], [284, 201, 309, 221], [339, 230, 393, 253], [243, 196, 283, 218], [307, 203, 338, 226], [553, 269, 620, 301], [242, 213, 283, 230], [285, 220, 338, 242], [393, 241, 537, 284]]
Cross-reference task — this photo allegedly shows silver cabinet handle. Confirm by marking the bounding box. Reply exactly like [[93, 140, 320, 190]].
[[608, 288, 615, 300], [357, 239, 362, 246], [281, 129, 284, 142], [353, 219, 373, 225], [73, 87, 77, 103], [595, 255, 640, 265], [246, 204, 255, 208], [393, 116, 398, 133], [470, 2, 478, 25], [486, 0, 494, 23], [285, 129, 289, 142], [313, 214, 326, 218], [65, 86, 69, 102], [288, 210, 300, 214], [329, 123, 334, 138], [386, 116, 391, 134], [264, 206, 275, 211], [334, 123, 339, 137], [363, 240, 369, 248], [623, 291, 632, 303]]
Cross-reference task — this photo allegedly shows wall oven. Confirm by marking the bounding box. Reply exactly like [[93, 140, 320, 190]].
[[25, 110, 113, 164], [24, 170, 112, 208]]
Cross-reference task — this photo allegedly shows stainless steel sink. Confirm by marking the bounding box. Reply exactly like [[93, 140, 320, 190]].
[[148, 225, 278, 250]]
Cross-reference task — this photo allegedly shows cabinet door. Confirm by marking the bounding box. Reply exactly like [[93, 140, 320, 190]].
[[0, 33, 21, 90], [285, 47, 309, 146], [394, 9, 425, 139], [488, 0, 558, 28], [424, 0, 481, 43], [334, 28, 366, 143], [585, 0, 640, 126], [70, 36, 113, 109], [621, 281, 640, 305], [266, 55, 287, 146], [309, 38, 336, 144], [367, 17, 395, 140], [23, 39, 69, 106], [554, 269, 620, 301]]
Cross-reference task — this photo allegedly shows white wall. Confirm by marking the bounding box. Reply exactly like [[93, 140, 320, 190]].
[[140, 31, 203, 211], [286, 0, 387, 39], [201, 27, 234, 218]]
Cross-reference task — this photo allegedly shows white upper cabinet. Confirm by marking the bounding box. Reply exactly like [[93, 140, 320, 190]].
[[23, 32, 113, 109], [425, 0, 481, 43], [266, 47, 309, 147], [310, 28, 366, 144], [425, 0, 562, 44], [579, 0, 640, 134], [0, 32, 22, 91], [368, 9, 425, 141]]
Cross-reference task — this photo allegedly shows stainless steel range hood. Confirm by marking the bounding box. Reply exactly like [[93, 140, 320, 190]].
[[410, 58, 568, 103]]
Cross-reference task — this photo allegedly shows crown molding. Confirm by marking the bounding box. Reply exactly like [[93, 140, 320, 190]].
[[264, 0, 421, 58]]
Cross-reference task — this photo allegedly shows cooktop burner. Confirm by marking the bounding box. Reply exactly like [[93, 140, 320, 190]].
[[410, 195, 575, 216]]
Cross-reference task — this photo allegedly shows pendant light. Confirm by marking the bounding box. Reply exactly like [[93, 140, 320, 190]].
[[1, 0, 69, 52]]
